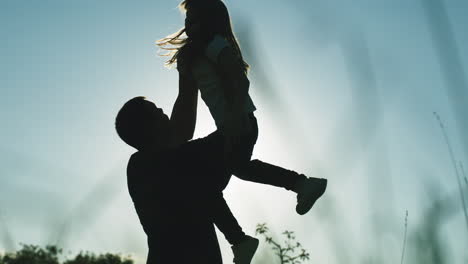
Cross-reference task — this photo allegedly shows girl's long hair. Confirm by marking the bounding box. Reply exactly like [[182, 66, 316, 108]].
[[157, 0, 249, 74]]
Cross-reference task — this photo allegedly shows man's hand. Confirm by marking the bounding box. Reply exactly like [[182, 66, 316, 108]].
[[223, 111, 252, 164]]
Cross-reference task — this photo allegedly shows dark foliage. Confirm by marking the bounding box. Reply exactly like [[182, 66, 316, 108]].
[[0, 244, 133, 264]]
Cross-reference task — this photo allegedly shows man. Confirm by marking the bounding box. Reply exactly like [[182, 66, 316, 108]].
[[116, 94, 236, 263]]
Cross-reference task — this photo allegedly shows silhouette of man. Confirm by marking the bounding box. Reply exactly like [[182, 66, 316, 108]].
[[116, 96, 232, 263]]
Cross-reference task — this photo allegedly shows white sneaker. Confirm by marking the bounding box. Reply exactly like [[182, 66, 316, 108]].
[[231, 235, 259, 264], [295, 177, 327, 215]]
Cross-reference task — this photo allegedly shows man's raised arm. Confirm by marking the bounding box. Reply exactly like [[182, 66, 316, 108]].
[[169, 71, 198, 146]]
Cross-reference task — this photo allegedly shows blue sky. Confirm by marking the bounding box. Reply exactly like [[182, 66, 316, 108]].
[[1, 0, 468, 263]]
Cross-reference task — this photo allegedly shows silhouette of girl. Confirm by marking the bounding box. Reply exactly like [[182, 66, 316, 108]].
[[158, 0, 327, 263]]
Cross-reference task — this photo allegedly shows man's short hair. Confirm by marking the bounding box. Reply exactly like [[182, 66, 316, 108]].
[[115, 96, 152, 150]]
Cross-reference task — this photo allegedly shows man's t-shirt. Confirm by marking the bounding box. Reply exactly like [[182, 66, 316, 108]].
[[126, 134, 228, 264]]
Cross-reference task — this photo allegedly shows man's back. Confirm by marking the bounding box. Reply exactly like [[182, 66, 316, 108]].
[[127, 148, 223, 264]]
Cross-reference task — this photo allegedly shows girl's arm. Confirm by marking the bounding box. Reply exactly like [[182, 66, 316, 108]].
[[169, 70, 198, 146]]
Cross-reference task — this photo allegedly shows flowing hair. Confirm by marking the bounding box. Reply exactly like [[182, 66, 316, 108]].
[[156, 0, 249, 74]]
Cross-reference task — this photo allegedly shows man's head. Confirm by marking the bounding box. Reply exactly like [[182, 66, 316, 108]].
[[115, 96, 170, 151]]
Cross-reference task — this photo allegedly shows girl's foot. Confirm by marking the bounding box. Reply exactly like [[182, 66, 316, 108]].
[[294, 177, 327, 215], [231, 235, 259, 264]]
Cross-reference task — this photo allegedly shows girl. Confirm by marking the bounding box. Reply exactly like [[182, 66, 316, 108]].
[[158, 0, 327, 263]]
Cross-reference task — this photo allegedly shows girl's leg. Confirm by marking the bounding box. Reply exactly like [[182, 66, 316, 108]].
[[198, 113, 305, 192], [233, 159, 307, 191], [211, 192, 246, 245], [228, 113, 327, 214], [229, 113, 306, 191], [211, 191, 259, 264], [187, 128, 259, 262], [191, 132, 249, 244]]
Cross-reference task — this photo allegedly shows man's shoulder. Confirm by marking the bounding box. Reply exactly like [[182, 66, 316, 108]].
[[126, 151, 164, 193], [127, 151, 154, 178], [127, 149, 173, 176]]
